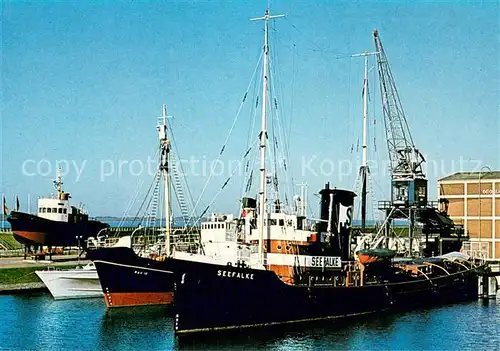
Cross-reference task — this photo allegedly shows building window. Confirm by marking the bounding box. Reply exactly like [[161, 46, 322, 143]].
[[279, 219, 284, 226]]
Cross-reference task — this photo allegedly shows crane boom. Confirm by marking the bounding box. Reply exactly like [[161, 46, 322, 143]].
[[373, 29, 425, 180], [373, 29, 427, 207]]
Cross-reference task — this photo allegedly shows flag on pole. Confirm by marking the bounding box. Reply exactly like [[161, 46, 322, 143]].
[[15, 195, 20, 211], [3, 197, 8, 216]]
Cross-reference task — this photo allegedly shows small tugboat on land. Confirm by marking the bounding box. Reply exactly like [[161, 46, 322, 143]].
[[7, 170, 108, 253]]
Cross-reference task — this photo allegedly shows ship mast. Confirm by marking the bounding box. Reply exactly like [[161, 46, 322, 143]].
[[351, 51, 378, 229], [250, 9, 284, 266], [54, 167, 63, 199], [158, 104, 172, 256]]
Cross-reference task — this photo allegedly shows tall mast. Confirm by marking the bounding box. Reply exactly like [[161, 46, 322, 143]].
[[158, 104, 171, 256], [250, 9, 284, 266], [352, 51, 377, 229]]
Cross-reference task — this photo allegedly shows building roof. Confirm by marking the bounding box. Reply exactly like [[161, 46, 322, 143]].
[[438, 171, 500, 182]]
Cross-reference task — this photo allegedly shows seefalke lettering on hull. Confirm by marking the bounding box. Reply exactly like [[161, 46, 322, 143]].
[[217, 270, 255, 280]]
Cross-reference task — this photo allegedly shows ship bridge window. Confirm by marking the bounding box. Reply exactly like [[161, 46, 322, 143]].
[[58, 208, 63, 214], [52, 208, 57, 213], [265, 219, 277, 226], [63, 208, 67, 214], [47, 208, 52, 213], [279, 219, 284, 226]]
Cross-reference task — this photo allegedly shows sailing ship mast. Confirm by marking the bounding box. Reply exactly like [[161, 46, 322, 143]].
[[250, 9, 284, 266], [158, 104, 172, 256], [352, 51, 377, 229]]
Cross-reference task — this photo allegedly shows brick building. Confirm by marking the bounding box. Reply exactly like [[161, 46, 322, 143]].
[[438, 171, 500, 259]]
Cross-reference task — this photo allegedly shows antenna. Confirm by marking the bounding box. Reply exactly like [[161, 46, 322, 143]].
[[54, 167, 64, 198], [250, 9, 284, 267]]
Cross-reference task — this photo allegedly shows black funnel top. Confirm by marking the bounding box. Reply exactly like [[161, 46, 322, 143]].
[[318, 183, 357, 261]]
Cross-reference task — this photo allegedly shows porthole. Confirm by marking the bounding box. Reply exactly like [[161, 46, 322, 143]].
[[276, 245, 282, 250]]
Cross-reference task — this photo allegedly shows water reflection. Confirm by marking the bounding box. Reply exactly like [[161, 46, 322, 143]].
[[175, 313, 401, 350], [99, 305, 175, 350], [1, 293, 498, 350]]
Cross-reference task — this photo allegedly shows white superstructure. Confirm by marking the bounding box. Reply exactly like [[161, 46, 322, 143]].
[[35, 168, 85, 222]]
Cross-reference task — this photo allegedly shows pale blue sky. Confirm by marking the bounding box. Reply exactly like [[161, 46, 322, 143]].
[[1, 1, 499, 218]]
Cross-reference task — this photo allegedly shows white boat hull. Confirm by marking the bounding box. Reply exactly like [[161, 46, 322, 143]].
[[35, 268, 102, 300]]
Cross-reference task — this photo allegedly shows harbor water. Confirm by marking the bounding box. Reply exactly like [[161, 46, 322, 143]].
[[1, 291, 499, 350]]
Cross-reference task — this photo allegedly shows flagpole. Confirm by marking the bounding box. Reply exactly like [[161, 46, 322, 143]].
[[28, 194, 31, 214], [1, 193, 4, 230]]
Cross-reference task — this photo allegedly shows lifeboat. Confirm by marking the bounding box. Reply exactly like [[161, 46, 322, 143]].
[[356, 248, 396, 265]]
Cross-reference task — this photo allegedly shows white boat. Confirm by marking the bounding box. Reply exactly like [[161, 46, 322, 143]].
[[35, 262, 101, 300]]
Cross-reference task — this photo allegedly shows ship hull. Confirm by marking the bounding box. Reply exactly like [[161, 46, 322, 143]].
[[86, 247, 177, 308], [35, 268, 102, 300], [7, 211, 108, 247], [87, 246, 242, 308], [173, 260, 479, 335]]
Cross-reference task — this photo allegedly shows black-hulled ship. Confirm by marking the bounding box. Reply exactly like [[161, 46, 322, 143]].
[[7, 170, 108, 249], [173, 184, 480, 335], [87, 105, 240, 307], [171, 10, 481, 335]]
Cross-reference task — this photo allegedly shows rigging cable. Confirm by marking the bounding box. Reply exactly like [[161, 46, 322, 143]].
[[119, 145, 160, 228], [191, 138, 259, 227], [188, 51, 264, 220], [284, 17, 352, 58], [167, 118, 198, 221], [240, 58, 263, 199], [269, 25, 294, 209]]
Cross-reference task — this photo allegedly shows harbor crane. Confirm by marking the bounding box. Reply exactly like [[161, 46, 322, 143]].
[[373, 29, 428, 209], [370, 30, 465, 255]]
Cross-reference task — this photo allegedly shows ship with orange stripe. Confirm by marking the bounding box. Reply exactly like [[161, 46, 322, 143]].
[[7, 170, 108, 251], [86, 104, 251, 308]]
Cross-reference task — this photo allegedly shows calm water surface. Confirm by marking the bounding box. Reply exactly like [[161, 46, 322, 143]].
[[1, 291, 499, 350]]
